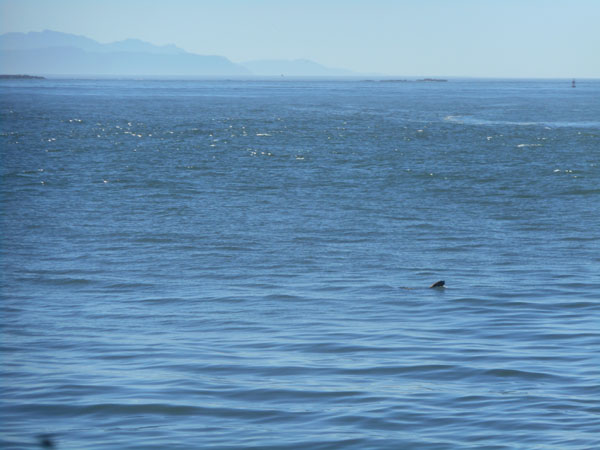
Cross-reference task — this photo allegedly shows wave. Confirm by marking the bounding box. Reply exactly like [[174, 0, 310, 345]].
[[444, 115, 600, 128]]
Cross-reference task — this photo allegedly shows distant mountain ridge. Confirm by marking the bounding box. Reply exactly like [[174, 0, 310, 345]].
[[0, 30, 186, 54], [0, 30, 247, 76], [0, 30, 356, 77]]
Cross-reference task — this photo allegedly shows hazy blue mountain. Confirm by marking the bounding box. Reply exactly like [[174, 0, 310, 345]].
[[0, 30, 248, 76], [0, 30, 186, 54], [0, 30, 359, 77], [1, 47, 249, 76], [0, 30, 104, 52], [242, 59, 356, 76], [101, 39, 185, 55]]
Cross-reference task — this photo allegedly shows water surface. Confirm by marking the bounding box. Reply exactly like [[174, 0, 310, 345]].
[[1, 78, 599, 449]]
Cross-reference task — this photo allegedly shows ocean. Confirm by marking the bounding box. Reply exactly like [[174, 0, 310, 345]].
[[1, 78, 599, 449]]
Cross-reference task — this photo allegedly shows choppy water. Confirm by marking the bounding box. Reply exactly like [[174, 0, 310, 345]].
[[1, 78, 599, 449]]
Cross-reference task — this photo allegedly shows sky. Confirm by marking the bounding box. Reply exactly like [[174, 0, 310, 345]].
[[1, 0, 598, 78]]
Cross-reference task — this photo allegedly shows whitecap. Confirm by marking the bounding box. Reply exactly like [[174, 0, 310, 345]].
[[445, 115, 600, 129], [445, 115, 463, 123]]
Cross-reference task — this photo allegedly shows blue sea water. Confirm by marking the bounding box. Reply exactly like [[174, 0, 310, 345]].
[[1, 78, 599, 449]]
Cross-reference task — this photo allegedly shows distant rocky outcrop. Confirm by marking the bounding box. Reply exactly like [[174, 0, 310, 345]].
[[0, 74, 45, 79]]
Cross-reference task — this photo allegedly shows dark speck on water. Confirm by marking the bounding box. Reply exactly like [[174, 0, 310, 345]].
[[37, 434, 56, 449], [1, 78, 599, 449]]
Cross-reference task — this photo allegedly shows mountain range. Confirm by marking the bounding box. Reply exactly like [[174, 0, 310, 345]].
[[0, 30, 356, 77]]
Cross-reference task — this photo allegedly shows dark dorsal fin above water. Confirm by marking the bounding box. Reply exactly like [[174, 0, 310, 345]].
[[430, 280, 445, 288]]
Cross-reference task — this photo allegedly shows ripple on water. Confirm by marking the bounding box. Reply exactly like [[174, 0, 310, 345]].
[[2, 78, 600, 449]]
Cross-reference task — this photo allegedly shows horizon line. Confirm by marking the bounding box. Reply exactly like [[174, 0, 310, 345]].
[[2, 74, 597, 81]]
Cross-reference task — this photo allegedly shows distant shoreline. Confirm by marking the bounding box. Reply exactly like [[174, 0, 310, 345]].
[[0, 74, 46, 79], [1, 75, 596, 83]]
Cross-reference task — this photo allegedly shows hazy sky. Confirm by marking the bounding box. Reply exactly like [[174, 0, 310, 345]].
[[1, 0, 598, 77]]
